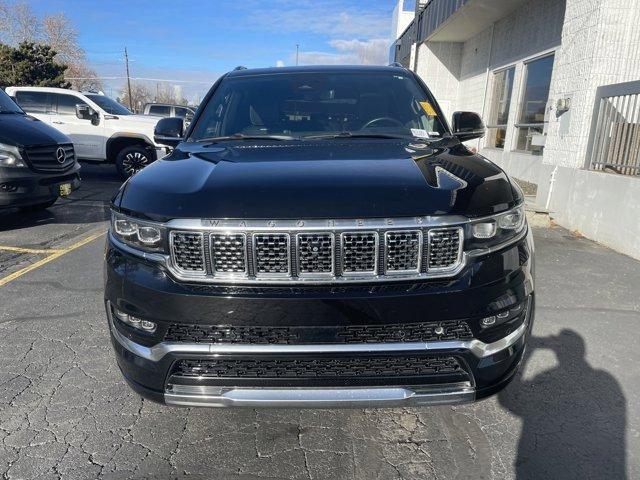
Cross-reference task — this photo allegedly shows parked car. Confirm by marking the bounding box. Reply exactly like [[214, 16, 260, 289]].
[[142, 103, 196, 120], [104, 65, 534, 408], [143, 103, 196, 129], [0, 88, 80, 211], [5, 87, 166, 178]]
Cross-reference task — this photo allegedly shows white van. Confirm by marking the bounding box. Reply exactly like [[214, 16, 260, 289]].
[[6, 87, 167, 178]]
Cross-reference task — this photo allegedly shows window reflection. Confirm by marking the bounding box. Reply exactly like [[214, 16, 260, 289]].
[[486, 67, 515, 149], [516, 54, 554, 154]]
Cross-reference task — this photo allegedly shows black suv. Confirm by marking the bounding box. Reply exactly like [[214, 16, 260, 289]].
[[0, 89, 80, 211], [104, 65, 534, 408]]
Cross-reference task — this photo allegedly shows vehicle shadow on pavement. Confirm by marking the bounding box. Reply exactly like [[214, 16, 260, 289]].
[[498, 329, 627, 480]]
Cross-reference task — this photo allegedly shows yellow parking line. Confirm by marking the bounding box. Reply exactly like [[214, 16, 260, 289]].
[[0, 246, 66, 254], [0, 230, 106, 288]]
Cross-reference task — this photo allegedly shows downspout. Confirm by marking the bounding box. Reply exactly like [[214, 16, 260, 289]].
[[545, 166, 558, 210], [479, 23, 496, 150]]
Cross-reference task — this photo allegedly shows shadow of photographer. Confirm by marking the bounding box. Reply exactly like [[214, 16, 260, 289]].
[[499, 329, 627, 479]]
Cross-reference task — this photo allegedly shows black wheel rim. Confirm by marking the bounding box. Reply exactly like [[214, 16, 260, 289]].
[[122, 151, 149, 176]]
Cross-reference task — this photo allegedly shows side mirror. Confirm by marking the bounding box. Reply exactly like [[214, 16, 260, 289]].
[[76, 104, 96, 121], [452, 111, 485, 142], [154, 117, 184, 147]]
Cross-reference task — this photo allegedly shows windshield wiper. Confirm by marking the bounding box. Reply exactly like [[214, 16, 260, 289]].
[[302, 132, 414, 140], [194, 133, 298, 143]]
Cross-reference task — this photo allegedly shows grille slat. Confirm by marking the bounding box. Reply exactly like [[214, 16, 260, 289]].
[[254, 234, 290, 275], [428, 228, 462, 271], [174, 356, 461, 379], [341, 232, 378, 274], [211, 234, 247, 275], [170, 232, 205, 273], [385, 230, 421, 273], [297, 233, 333, 275]]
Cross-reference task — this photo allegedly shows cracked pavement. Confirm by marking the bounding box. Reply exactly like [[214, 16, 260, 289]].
[[0, 165, 639, 479]]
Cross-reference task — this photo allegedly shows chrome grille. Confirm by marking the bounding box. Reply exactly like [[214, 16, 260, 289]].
[[254, 234, 289, 275], [297, 233, 333, 275], [341, 232, 377, 274], [170, 232, 205, 273], [168, 219, 467, 283], [23, 143, 75, 172], [385, 230, 421, 273], [428, 228, 462, 270], [211, 234, 247, 274]]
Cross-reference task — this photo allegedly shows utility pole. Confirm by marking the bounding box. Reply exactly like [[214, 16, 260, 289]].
[[124, 47, 133, 111], [296, 44, 299, 66]]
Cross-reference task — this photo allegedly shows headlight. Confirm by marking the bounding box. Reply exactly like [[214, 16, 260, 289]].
[[0, 143, 26, 168], [467, 205, 526, 250], [110, 211, 167, 253]]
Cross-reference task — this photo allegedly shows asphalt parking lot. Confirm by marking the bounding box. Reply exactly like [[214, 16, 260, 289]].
[[0, 163, 639, 480]]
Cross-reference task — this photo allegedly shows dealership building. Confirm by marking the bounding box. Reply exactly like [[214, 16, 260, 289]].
[[391, 0, 640, 259]]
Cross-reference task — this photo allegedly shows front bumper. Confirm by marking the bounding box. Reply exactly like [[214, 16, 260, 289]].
[[0, 163, 81, 208], [105, 229, 535, 408]]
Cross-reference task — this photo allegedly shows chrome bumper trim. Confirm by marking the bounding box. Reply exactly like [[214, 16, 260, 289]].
[[163, 383, 475, 408], [107, 299, 530, 362]]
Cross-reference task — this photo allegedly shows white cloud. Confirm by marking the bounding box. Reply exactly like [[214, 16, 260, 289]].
[[298, 38, 390, 66], [244, 0, 391, 38]]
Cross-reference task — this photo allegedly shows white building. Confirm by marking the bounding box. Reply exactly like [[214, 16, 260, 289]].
[[392, 0, 640, 260]]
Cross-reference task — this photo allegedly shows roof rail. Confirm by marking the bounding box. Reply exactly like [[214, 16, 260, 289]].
[[388, 62, 406, 69], [233, 66, 248, 71]]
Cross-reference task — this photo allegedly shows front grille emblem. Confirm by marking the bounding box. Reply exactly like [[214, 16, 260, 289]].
[[55, 147, 66, 164]]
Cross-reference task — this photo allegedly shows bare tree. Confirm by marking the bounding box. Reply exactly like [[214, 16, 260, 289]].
[[155, 83, 189, 105], [41, 12, 102, 90], [0, 1, 40, 45], [118, 82, 153, 113], [0, 1, 102, 90]]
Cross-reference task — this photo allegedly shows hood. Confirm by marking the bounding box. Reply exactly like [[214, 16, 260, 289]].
[[116, 139, 521, 220], [0, 113, 71, 147], [119, 114, 162, 126]]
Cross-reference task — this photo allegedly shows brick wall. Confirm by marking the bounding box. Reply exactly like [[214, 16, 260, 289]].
[[544, 0, 640, 169]]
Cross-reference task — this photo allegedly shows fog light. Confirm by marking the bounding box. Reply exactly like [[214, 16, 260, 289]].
[[113, 307, 155, 333]]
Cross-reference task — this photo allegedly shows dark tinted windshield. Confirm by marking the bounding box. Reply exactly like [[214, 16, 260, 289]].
[[190, 71, 447, 140], [0, 90, 23, 114], [86, 94, 132, 115]]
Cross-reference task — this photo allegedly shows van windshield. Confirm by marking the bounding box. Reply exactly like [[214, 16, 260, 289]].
[[0, 90, 23, 114], [189, 71, 448, 141]]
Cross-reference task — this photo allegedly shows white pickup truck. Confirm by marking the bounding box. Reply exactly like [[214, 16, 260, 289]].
[[5, 87, 167, 178]]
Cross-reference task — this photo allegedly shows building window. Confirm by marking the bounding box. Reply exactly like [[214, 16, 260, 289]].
[[515, 54, 555, 154], [486, 67, 515, 149]]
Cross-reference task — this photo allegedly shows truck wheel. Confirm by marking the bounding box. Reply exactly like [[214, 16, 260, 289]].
[[19, 197, 58, 212], [116, 146, 152, 179]]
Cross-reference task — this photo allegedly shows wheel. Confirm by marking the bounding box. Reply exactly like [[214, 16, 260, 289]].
[[116, 146, 153, 179], [18, 197, 57, 212]]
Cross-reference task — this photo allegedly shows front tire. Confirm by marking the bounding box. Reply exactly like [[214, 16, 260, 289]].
[[116, 146, 153, 179], [18, 197, 58, 212]]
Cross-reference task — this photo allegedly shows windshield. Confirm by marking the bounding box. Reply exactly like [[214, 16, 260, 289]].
[[0, 89, 23, 114], [189, 72, 448, 141], [86, 94, 132, 115]]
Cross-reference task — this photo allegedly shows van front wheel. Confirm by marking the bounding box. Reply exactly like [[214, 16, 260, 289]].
[[116, 146, 152, 179]]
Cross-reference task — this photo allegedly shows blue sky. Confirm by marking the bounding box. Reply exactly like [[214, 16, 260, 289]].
[[29, 0, 401, 102]]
